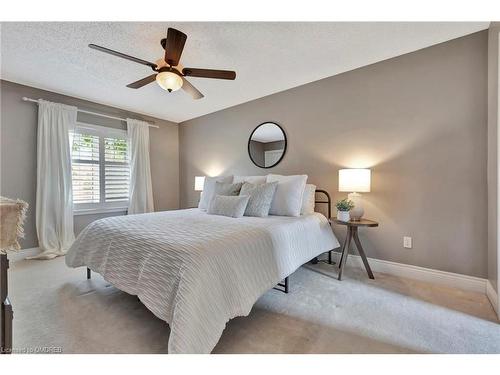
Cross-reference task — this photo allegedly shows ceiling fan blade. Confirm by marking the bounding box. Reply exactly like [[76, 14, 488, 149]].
[[182, 68, 236, 80], [164, 28, 187, 66], [181, 77, 204, 100], [89, 44, 157, 69], [126, 74, 157, 89]]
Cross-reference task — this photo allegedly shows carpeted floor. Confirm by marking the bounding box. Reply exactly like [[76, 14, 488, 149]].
[[7, 255, 500, 354]]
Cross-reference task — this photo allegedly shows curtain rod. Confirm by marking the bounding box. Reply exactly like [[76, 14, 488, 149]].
[[21, 97, 160, 129]]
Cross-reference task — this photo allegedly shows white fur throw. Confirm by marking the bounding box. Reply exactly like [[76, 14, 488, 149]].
[[0, 196, 28, 254]]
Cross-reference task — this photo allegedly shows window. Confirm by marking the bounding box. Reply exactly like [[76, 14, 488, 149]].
[[71, 123, 130, 214]]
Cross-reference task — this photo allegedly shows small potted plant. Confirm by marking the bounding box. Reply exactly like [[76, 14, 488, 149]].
[[335, 198, 354, 222]]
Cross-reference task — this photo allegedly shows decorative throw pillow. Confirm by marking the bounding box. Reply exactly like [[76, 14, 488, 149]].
[[233, 175, 267, 185], [213, 181, 243, 196], [198, 175, 233, 210], [301, 184, 317, 215], [239, 182, 278, 217], [207, 195, 250, 218], [207, 182, 243, 211], [266, 174, 308, 217]]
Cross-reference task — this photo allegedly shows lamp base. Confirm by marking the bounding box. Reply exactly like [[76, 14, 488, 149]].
[[348, 192, 364, 221]]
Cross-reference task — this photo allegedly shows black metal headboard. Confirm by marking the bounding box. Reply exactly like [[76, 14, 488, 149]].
[[315, 189, 331, 219]]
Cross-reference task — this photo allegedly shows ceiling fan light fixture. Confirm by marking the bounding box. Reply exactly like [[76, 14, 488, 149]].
[[89, 27, 235, 99], [156, 71, 183, 92]]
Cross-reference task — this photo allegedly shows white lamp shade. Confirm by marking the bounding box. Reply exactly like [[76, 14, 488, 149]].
[[156, 71, 183, 92], [194, 176, 205, 191], [339, 169, 371, 193]]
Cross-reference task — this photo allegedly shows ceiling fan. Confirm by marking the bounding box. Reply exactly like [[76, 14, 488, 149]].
[[89, 28, 236, 100]]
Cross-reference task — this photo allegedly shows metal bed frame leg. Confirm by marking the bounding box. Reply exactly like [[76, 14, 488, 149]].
[[86, 268, 91, 280], [274, 276, 289, 294]]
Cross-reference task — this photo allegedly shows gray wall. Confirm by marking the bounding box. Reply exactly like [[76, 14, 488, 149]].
[[179, 31, 488, 278], [488, 24, 499, 293], [0, 80, 179, 249]]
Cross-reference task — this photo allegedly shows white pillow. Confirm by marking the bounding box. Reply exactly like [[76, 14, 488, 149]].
[[301, 184, 316, 215], [198, 175, 233, 210], [266, 174, 308, 217], [233, 175, 267, 185]]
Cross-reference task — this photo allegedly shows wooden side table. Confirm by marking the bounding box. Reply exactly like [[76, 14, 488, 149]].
[[331, 218, 378, 281]]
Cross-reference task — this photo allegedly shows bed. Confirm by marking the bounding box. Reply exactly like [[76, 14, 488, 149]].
[[65, 192, 339, 354]]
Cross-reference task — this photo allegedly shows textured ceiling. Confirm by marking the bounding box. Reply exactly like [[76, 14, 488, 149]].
[[0, 22, 489, 123], [252, 123, 285, 143]]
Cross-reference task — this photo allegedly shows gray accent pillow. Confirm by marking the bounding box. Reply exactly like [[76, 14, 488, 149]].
[[198, 175, 233, 210], [239, 182, 278, 217], [207, 195, 250, 218], [214, 181, 243, 196], [208, 182, 243, 212]]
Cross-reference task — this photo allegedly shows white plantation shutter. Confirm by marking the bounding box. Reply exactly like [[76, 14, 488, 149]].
[[104, 137, 130, 202], [71, 132, 100, 204], [71, 123, 130, 212]]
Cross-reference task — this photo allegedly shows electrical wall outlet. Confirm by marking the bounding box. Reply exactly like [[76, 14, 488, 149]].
[[403, 236, 412, 249]]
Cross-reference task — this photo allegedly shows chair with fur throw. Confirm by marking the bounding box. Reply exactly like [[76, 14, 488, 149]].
[[0, 196, 28, 354]]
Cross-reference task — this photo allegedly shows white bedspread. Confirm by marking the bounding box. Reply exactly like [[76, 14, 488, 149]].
[[65, 208, 339, 353]]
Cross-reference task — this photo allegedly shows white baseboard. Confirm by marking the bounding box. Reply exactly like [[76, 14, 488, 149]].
[[6, 247, 40, 261], [328, 252, 487, 294], [486, 280, 499, 316]]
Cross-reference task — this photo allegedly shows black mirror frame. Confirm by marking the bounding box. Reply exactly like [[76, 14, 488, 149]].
[[247, 122, 287, 169]]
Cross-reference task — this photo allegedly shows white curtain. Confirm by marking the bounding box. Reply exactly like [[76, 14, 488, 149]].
[[127, 118, 154, 214], [28, 100, 77, 260]]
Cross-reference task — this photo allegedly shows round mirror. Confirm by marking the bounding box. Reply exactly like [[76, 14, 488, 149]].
[[248, 122, 287, 168]]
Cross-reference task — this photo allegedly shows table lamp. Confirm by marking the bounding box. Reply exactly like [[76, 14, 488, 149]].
[[338, 168, 371, 221], [194, 176, 205, 192]]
